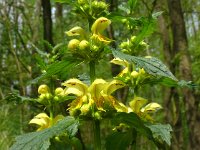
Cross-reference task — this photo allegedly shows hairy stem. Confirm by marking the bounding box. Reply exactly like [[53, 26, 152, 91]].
[[89, 61, 101, 150]]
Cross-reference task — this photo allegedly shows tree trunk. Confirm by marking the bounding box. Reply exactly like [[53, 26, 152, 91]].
[[41, 0, 54, 52], [55, 3, 64, 42], [167, 0, 200, 149]]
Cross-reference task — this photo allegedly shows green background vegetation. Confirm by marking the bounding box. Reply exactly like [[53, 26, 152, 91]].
[[0, 0, 199, 149]]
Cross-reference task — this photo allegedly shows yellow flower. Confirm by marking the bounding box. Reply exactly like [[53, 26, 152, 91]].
[[29, 113, 64, 131], [128, 97, 162, 121], [110, 58, 129, 77], [65, 26, 86, 39], [91, 17, 112, 44], [29, 113, 50, 131], [91, 17, 111, 34], [62, 78, 127, 116]]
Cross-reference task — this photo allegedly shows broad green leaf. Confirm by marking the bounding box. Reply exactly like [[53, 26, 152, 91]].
[[145, 124, 172, 146], [113, 112, 153, 139], [142, 77, 196, 88], [106, 131, 133, 150], [10, 116, 79, 150], [113, 50, 177, 81], [30, 58, 81, 84]]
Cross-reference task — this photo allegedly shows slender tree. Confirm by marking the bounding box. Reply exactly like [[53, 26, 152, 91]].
[[41, 0, 54, 52]]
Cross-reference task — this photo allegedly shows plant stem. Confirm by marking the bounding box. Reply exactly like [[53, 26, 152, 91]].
[[89, 60, 96, 83], [93, 120, 101, 150], [89, 60, 101, 150]]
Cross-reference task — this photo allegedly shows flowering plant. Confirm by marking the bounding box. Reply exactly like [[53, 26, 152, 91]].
[[11, 1, 175, 150]]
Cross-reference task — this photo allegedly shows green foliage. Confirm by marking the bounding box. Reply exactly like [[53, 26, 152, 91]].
[[112, 113, 153, 139], [2, 0, 178, 149], [145, 124, 172, 146], [10, 116, 79, 150], [106, 131, 133, 150], [106, 112, 173, 149], [31, 57, 82, 83], [113, 50, 177, 81]]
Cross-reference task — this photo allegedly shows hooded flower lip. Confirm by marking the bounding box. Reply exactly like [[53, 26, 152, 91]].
[[110, 58, 129, 77], [91, 17, 111, 34], [91, 17, 112, 44], [128, 97, 162, 121], [29, 113, 51, 131], [62, 78, 127, 115], [65, 26, 86, 39], [62, 78, 88, 96], [29, 113, 64, 131]]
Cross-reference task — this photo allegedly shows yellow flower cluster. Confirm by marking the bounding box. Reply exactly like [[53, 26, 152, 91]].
[[65, 17, 112, 60], [62, 78, 127, 117], [37, 84, 65, 104]]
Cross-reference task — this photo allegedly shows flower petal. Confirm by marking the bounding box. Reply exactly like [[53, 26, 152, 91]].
[[91, 17, 111, 34], [107, 96, 128, 112], [65, 26, 85, 37], [88, 79, 107, 100], [129, 97, 148, 113], [110, 58, 129, 67], [29, 118, 48, 126], [104, 80, 125, 95], [141, 102, 162, 113], [62, 78, 88, 96]]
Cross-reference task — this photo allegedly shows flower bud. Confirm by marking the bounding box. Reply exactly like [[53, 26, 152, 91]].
[[92, 1, 108, 11], [82, 4, 89, 13], [68, 39, 80, 51], [120, 42, 129, 49], [55, 87, 64, 96], [139, 68, 145, 75], [38, 94, 46, 102], [130, 36, 136, 43], [53, 96, 59, 101], [94, 111, 102, 120], [91, 45, 99, 52], [45, 93, 53, 99], [131, 71, 139, 78], [38, 84, 50, 94], [79, 40, 89, 51], [80, 104, 90, 115], [98, 1, 108, 10]]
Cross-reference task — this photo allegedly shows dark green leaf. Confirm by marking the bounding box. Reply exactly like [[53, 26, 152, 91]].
[[30, 58, 81, 84], [106, 131, 133, 150], [113, 112, 153, 139], [113, 50, 177, 81], [10, 116, 79, 150], [145, 124, 172, 146]]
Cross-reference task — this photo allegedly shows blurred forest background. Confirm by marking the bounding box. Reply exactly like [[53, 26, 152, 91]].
[[0, 0, 200, 149]]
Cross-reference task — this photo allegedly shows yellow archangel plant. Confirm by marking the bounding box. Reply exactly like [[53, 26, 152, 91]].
[[62, 78, 127, 117]]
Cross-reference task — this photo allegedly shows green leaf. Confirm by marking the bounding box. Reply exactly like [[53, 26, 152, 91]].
[[30, 58, 81, 84], [145, 124, 172, 146], [10, 116, 79, 150], [113, 50, 177, 81], [106, 131, 133, 150], [54, 0, 74, 4], [113, 112, 153, 139]]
